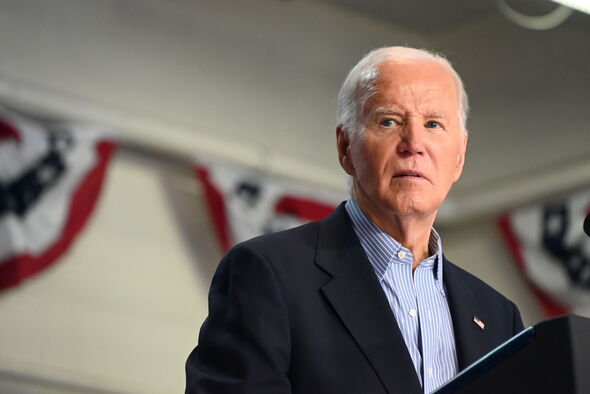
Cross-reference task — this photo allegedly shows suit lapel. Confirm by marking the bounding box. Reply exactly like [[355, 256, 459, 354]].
[[443, 259, 490, 369], [316, 205, 422, 394]]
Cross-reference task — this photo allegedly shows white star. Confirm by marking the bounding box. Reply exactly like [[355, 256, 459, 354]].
[[546, 213, 563, 236]]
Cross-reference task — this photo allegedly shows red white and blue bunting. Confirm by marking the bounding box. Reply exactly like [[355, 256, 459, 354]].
[[0, 108, 115, 290], [499, 188, 590, 317], [194, 158, 343, 253]]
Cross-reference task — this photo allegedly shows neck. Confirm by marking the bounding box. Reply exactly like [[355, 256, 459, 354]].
[[352, 194, 435, 269]]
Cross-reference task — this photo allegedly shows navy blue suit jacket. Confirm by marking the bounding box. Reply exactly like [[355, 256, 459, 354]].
[[186, 204, 524, 393]]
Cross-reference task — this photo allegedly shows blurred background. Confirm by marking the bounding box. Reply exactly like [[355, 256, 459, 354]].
[[0, 0, 589, 392]]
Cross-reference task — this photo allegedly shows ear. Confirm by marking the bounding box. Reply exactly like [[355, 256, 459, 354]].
[[336, 126, 356, 176], [453, 132, 468, 182]]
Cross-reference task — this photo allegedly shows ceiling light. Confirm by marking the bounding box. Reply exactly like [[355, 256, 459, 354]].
[[497, 1, 573, 30], [551, 0, 590, 14]]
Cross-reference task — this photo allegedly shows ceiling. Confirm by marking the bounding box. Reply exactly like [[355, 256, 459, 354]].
[[318, 0, 583, 35]]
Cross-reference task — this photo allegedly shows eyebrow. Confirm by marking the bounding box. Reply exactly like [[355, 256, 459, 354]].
[[426, 112, 447, 119], [371, 107, 403, 117], [371, 107, 448, 119]]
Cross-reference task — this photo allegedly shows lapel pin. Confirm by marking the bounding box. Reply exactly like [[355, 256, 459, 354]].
[[473, 316, 485, 330]]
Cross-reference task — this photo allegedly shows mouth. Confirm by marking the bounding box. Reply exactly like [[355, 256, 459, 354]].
[[393, 170, 427, 181]]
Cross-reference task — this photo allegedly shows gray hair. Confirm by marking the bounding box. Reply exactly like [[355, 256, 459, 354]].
[[336, 46, 469, 136]]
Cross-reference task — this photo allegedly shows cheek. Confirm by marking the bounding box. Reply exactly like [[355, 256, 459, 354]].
[[349, 135, 398, 187], [350, 150, 384, 190], [441, 155, 462, 185], [359, 150, 389, 181]]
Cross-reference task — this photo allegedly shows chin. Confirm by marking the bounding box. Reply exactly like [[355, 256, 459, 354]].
[[385, 197, 435, 218]]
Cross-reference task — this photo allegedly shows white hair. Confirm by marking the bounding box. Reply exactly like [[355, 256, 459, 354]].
[[336, 46, 469, 136]]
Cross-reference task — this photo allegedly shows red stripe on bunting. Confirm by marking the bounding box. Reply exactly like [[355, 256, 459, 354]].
[[0, 141, 116, 290], [194, 166, 231, 253], [0, 117, 21, 142], [274, 196, 334, 221], [497, 214, 568, 317]]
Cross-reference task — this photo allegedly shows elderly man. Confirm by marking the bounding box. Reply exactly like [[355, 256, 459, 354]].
[[186, 46, 524, 394]]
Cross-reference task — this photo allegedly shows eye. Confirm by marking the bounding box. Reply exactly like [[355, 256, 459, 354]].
[[425, 121, 440, 129], [380, 119, 398, 127]]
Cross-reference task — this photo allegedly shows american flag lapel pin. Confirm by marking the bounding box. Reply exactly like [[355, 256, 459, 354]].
[[473, 316, 485, 330]]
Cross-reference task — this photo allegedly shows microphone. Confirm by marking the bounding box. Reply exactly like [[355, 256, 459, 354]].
[[584, 212, 590, 237]]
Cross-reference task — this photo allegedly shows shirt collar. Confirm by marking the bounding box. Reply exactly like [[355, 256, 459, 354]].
[[345, 197, 446, 295]]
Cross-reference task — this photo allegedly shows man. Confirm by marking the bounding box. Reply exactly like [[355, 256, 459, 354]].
[[186, 46, 524, 394]]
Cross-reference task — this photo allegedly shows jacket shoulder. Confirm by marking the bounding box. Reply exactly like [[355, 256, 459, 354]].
[[445, 259, 511, 302], [444, 258, 524, 333], [234, 220, 320, 255]]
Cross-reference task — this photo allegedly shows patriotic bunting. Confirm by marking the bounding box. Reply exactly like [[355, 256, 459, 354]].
[[0, 108, 115, 290], [194, 158, 344, 252], [498, 188, 590, 317]]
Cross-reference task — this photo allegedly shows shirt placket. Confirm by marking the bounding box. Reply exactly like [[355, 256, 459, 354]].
[[414, 265, 438, 393], [387, 248, 423, 385]]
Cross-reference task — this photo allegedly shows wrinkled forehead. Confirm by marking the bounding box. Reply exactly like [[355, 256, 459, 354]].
[[366, 60, 460, 113]]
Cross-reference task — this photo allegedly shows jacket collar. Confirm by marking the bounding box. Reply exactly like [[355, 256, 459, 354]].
[[315, 203, 422, 394], [315, 204, 492, 383]]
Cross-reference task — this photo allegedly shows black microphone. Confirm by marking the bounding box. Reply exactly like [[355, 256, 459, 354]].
[[584, 212, 590, 237]]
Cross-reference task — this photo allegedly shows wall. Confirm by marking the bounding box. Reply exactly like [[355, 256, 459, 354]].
[[432, 12, 590, 222], [0, 152, 218, 393], [0, 0, 426, 189]]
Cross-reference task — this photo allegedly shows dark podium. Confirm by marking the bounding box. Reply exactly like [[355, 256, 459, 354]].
[[434, 315, 590, 394]]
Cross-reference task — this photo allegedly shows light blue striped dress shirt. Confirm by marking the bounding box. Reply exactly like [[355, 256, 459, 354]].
[[345, 198, 458, 393]]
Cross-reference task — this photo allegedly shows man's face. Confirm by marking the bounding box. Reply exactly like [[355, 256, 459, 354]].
[[337, 60, 468, 222]]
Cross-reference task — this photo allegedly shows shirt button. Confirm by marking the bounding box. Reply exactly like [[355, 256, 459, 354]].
[[428, 367, 433, 376], [397, 251, 407, 259], [409, 309, 417, 317]]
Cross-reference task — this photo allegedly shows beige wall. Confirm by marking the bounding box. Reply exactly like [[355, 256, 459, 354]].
[[0, 153, 216, 393], [0, 0, 426, 189]]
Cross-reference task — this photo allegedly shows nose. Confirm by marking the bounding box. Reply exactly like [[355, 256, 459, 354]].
[[397, 119, 424, 156]]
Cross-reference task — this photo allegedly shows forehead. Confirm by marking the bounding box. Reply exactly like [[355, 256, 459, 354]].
[[364, 60, 459, 115]]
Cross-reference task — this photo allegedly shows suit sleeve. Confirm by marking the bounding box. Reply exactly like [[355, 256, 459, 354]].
[[185, 244, 292, 394]]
